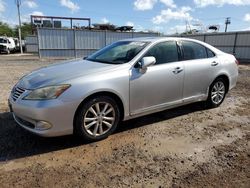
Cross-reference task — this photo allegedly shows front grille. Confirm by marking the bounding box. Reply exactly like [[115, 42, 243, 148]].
[[12, 86, 26, 101], [0, 45, 6, 50]]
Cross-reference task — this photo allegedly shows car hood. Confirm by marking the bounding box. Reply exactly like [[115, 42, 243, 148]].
[[18, 59, 119, 89]]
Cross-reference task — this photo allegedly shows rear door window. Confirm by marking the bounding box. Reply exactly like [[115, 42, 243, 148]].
[[207, 48, 215, 58], [181, 41, 207, 60]]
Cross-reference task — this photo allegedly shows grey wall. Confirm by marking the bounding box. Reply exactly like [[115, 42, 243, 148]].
[[25, 36, 38, 53], [35, 28, 159, 58], [26, 29, 250, 60]]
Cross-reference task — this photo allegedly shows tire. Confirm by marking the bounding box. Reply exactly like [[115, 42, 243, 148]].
[[75, 96, 120, 142], [206, 78, 227, 108]]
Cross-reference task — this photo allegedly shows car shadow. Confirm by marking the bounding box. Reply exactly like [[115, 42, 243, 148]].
[[0, 102, 206, 161]]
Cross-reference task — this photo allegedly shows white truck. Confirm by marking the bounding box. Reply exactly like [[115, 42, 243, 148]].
[[0, 36, 16, 54]]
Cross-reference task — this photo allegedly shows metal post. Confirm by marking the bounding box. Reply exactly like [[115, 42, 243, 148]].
[[225, 17, 231, 32], [73, 29, 76, 58], [16, 0, 23, 54], [51, 18, 54, 28], [105, 30, 107, 46], [37, 28, 41, 58], [233, 32, 238, 56], [88, 19, 91, 29]]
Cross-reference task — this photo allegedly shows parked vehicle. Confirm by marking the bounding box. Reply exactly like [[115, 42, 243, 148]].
[[9, 37, 238, 141], [14, 38, 26, 52], [0, 36, 16, 54]]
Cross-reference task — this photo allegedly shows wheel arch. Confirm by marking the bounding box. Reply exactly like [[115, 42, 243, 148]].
[[211, 74, 230, 93], [73, 91, 125, 131]]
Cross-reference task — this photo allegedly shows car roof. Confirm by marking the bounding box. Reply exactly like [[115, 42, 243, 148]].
[[121, 37, 178, 42], [121, 37, 199, 42], [121, 37, 223, 54]]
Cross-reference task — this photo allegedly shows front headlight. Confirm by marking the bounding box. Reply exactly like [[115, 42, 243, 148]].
[[23, 84, 71, 100]]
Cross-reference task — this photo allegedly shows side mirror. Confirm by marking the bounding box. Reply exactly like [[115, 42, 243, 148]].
[[139, 56, 156, 72]]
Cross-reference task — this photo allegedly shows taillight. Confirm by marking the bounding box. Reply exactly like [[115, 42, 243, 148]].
[[235, 59, 239, 65]]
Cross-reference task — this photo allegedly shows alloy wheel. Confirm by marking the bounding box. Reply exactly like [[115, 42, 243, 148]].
[[211, 81, 225, 105], [83, 102, 115, 137]]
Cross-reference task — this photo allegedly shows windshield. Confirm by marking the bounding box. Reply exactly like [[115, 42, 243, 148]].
[[87, 41, 148, 64], [0, 38, 7, 43]]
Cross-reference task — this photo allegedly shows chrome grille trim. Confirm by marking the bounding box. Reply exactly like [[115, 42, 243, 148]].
[[12, 86, 26, 101]]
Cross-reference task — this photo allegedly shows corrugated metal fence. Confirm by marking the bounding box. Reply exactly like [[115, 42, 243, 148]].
[[25, 35, 38, 53], [26, 29, 250, 60], [26, 28, 159, 58], [172, 31, 250, 60]]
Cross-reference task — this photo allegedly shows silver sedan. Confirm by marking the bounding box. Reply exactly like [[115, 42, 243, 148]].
[[9, 37, 238, 141]]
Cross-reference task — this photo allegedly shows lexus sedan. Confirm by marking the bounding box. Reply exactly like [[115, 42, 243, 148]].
[[9, 37, 238, 141]]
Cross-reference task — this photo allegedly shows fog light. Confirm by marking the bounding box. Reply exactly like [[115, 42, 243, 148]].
[[35, 121, 52, 130]]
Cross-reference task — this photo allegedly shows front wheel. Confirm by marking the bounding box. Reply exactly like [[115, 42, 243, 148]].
[[206, 78, 227, 108], [75, 96, 120, 142]]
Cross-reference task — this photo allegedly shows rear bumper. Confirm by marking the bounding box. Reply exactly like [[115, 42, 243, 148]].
[[229, 73, 238, 90]]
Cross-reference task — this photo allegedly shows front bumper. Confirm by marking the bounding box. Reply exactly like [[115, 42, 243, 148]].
[[9, 95, 79, 137], [0, 47, 8, 53]]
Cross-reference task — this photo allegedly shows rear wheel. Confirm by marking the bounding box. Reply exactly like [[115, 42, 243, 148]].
[[206, 78, 226, 108], [75, 96, 120, 141]]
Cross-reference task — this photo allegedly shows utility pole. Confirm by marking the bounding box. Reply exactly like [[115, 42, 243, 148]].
[[15, 0, 23, 54], [185, 20, 188, 34], [225, 17, 231, 32]]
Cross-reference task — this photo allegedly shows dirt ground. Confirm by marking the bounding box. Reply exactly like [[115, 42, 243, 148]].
[[0, 54, 249, 188]]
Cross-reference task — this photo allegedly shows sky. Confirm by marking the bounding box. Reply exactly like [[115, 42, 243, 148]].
[[0, 0, 250, 34]]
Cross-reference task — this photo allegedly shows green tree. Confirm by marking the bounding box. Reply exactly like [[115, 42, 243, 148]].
[[14, 22, 32, 39], [0, 22, 14, 37]]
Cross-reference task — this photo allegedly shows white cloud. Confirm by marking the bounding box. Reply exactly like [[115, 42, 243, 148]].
[[169, 24, 187, 34], [30, 11, 44, 16], [134, 0, 157, 10], [134, 0, 177, 11], [126, 21, 134, 27], [244, 13, 250, 22], [152, 6, 193, 24], [134, 25, 144, 31], [101, 17, 109, 24], [160, 0, 176, 8], [242, 27, 250, 31], [194, 0, 250, 7], [0, 0, 6, 13], [23, 0, 38, 8], [152, 25, 164, 32], [60, 0, 80, 13], [21, 11, 44, 23]]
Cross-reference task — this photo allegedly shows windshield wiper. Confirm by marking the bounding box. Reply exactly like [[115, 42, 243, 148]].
[[86, 58, 118, 64]]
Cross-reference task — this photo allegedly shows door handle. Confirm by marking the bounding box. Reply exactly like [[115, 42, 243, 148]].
[[173, 67, 183, 74], [211, 61, 218, 66]]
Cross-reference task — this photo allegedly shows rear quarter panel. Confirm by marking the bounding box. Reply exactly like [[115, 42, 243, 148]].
[[216, 53, 238, 90]]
